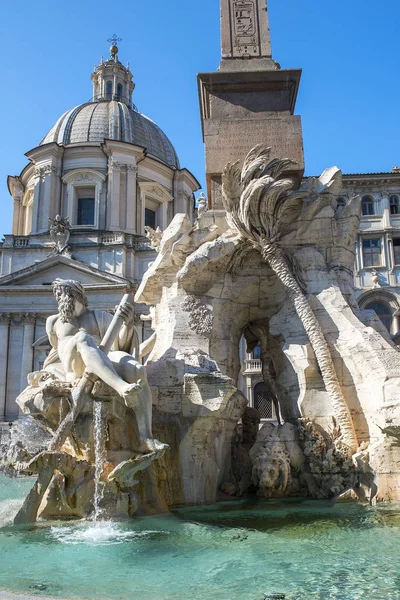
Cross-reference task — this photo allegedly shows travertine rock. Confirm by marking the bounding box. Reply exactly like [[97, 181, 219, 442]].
[[135, 146, 400, 502]]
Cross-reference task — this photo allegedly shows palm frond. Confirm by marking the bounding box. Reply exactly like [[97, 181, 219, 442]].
[[241, 145, 272, 188], [222, 145, 303, 247], [222, 161, 243, 234]]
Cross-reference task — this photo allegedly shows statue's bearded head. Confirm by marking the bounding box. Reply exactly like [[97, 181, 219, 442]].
[[52, 279, 88, 323]]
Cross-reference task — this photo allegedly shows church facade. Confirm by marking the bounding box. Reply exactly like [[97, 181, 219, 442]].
[[0, 43, 199, 421]]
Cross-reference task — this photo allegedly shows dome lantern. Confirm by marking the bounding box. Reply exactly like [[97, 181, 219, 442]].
[[91, 35, 135, 106]]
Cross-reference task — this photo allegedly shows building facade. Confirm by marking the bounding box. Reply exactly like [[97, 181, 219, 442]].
[[0, 43, 199, 422]]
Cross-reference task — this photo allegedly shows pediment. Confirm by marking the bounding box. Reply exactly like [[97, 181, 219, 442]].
[[0, 256, 128, 287]]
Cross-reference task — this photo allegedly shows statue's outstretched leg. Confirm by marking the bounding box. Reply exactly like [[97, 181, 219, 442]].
[[67, 331, 141, 400]]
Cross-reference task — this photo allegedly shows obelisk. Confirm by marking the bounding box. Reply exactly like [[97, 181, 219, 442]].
[[198, 0, 304, 208], [220, 0, 274, 70]]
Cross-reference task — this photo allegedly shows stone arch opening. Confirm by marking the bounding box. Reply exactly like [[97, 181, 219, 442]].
[[358, 289, 400, 334]]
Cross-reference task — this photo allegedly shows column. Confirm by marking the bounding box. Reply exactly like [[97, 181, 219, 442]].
[[31, 172, 42, 234], [160, 201, 168, 230], [12, 198, 22, 235], [38, 166, 54, 231], [8, 176, 25, 235], [0, 314, 10, 420], [20, 313, 36, 393]]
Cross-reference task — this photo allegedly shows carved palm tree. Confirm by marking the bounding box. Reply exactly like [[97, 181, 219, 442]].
[[222, 145, 358, 454]]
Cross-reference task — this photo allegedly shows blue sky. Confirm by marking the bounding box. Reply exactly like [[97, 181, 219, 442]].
[[0, 0, 399, 238]]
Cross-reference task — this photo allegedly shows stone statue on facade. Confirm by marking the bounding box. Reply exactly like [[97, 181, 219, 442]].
[[371, 268, 381, 288], [197, 192, 208, 219], [49, 215, 71, 255]]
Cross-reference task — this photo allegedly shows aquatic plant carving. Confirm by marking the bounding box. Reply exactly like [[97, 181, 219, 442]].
[[182, 295, 213, 336]]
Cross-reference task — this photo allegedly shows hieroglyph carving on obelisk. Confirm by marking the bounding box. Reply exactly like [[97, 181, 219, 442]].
[[220, 0, 272, 60]]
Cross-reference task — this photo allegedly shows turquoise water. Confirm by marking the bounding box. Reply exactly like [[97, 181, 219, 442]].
[[1, 475, 400, 600]]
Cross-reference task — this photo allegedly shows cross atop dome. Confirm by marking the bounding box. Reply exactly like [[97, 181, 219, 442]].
[[107, 34, 122, 46], [107, 34, 122, 60]]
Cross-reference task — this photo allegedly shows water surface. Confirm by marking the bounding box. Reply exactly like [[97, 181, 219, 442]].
[[0, 474, 399, 600]]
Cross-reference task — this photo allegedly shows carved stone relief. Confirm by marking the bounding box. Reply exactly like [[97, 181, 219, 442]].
[[182, 295, 213, 337]]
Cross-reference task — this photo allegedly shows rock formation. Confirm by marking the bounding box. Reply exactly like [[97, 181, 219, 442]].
[[136, 145, 400, 503]]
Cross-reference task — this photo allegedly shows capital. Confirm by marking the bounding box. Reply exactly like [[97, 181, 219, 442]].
[[23, 313, 37, 325]]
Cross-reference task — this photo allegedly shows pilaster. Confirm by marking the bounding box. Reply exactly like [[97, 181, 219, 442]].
[[109, 159, 122, 229], [20, 314, 36, 393], [382, 190, 391, 229], [126, 164, 138, 232], [0, 314, 11, 420]]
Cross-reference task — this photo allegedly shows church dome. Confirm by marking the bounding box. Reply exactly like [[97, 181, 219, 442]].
[[41, 101, 180, 169]]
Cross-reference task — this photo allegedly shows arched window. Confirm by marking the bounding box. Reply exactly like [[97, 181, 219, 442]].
[[106, 81, 112, 100], [390, 195, 399, 215], [117, 83, 123, 101], [362, 196, 375, 216], [253, 382, 274, 419], [365, 301, 393, 333]]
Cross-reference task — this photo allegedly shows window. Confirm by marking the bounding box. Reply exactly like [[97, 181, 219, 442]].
[[362, 238, 381, 267], [116, 83, 123, 101], [77, 197, 95, 225], [365, 301, 393, 333], [253, 382, 274, 419], [362, 196, 375, 216], [106, 81, 112, 100], [145, 208, 156, 229], [393, 238, 400, 265], [390, 196, 399, 215]]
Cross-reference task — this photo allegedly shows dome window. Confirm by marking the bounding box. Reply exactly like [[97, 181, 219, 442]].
[[106, 81, 112, 100], [77, 195, 95, 226], [145, 208, 156, 230], [116, 83, 123, 101], [62, 170, 106, 230]]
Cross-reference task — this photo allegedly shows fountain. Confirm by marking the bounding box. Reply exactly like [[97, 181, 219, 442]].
[[2, 147, 400, 599]]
